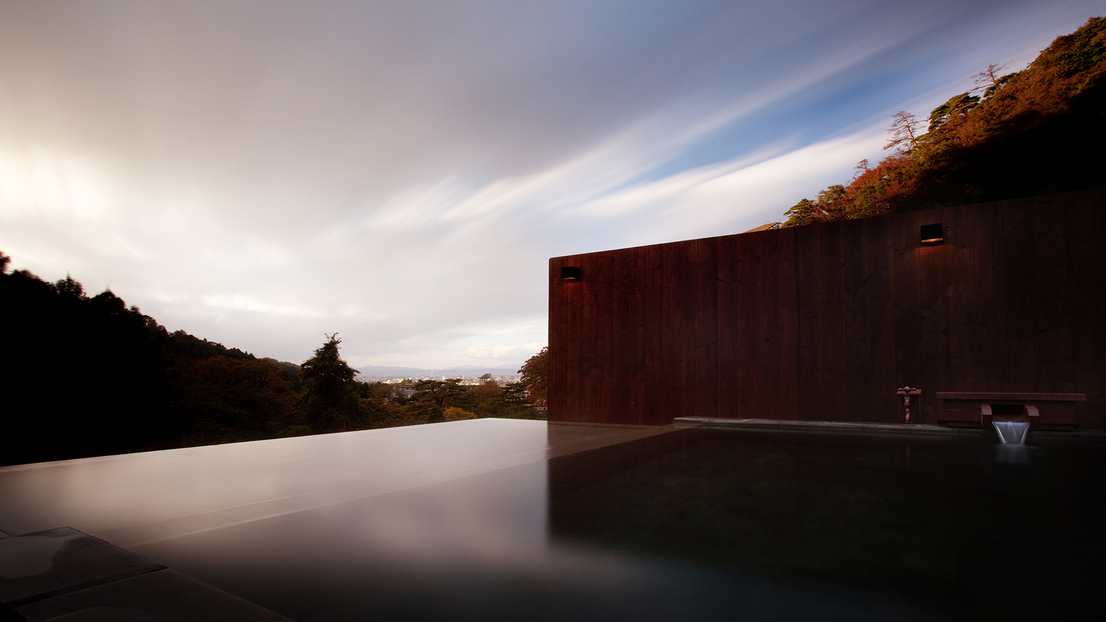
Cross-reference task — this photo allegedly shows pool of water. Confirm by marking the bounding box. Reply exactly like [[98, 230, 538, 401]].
[[2, 421, 1103, 621], [549, 427, 1106, 621]]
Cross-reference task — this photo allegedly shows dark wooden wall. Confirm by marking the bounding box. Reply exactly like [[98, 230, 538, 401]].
[[548, 188, 1106, 428]]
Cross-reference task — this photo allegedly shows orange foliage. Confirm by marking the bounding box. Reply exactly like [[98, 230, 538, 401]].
[[782, 17, 1106, 227]]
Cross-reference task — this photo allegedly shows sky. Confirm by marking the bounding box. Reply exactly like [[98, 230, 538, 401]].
[[1, 0, 1101, 370]]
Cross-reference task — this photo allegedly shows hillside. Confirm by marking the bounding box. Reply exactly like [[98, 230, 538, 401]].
[[0, 253, 544, 466], [0, 255, 299, 464], [781, 17, 1106, 226]]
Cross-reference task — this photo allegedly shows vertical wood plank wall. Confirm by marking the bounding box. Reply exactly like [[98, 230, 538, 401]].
[[548, 188, 1106, 428]]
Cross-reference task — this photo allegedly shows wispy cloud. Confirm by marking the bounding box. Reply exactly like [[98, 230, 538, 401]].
[[1, 0, 1099, 367]]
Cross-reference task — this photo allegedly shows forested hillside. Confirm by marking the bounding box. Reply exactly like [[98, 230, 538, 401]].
[[782, 17, 1106, 225], [0, 252, 544, 466]]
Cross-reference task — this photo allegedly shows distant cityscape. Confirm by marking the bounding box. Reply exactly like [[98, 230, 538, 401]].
[[357, 364, 522, 384]]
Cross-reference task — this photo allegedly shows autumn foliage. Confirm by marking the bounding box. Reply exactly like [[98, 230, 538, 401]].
[[782, 17, 1106, 227]]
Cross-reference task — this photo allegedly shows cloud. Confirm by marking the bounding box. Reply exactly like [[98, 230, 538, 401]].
[[1, 0, 1100, 367]]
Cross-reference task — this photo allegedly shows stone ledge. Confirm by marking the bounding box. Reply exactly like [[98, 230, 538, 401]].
[[0, 528, 291, 622], [673, 417, 1106, 441], [673, 417, 976, 437]]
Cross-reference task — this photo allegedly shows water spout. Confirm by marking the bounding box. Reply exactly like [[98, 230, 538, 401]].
[[993, 421, 1029, 444]]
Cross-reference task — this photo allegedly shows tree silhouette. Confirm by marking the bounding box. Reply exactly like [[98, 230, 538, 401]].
[[884, 111, 921, 153], [54, 274, 87, 299], [298, 333, 362, 433], [972, 62, 1015, 98]]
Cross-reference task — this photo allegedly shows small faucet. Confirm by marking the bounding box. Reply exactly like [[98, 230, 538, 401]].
[[896, 387, 922, 423]]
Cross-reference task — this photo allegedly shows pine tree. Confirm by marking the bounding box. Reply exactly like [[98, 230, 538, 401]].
[[299, 333, 362, 433]]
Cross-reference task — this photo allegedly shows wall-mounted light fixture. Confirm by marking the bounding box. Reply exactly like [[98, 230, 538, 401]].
[[920, 223, 944, 245], [561, 266, 582, 281]]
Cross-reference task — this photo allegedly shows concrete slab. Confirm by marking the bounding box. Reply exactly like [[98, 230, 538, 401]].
[[14, 569, 292, 622], [0, 528, 161, 606], [0, 421, 688, 621], [91, 513, 242, 550], [0, 528, 291, 622], [0, 420, 679, 548], [0, 419, 548, 537]]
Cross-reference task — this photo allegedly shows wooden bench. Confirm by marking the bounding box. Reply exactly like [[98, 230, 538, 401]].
[[936, 392, 1086, 431]]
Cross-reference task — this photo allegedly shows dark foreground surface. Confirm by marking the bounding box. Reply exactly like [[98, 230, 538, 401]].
[[2, 420, 1103, 621], [550, 426, 1106, 621]]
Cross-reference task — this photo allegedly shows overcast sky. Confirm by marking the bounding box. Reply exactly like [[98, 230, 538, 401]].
[[1, 1, 1100, 369]]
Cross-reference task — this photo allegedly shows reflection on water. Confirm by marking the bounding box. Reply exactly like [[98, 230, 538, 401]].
[[3, 422, 1103, 622], [548, 429, 1106, 622], [993, 443, 1032, 465], [131, 457, 917, 622]]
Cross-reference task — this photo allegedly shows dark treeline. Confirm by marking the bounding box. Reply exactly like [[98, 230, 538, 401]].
[[0, 253, 544, 466], [782, 17, 1106, 226]]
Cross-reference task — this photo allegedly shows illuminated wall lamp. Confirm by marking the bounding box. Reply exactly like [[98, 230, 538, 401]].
[[920, 223, 944, 245], [561, 266, 582, 281]]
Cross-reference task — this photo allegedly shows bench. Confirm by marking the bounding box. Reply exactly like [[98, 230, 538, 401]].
[[936, 392, 1085, 431]]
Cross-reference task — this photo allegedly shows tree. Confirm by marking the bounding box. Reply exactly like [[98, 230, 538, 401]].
[[442, 406, 477, 421], [972, 62, 1016, 98], [54, 274, 87, 299], [816, 185, 849, 220], [410, 378, 467, 409], [884, 111, 921, 153], [927, 92, 980, 132], [298, 333, 362, 433], [777, 18, 1106, 226], [783, 198, 818, 226], [518, 346, 548, 401], [500, 381, 531, 406], [170, 356, 299, 445], [472, 373, 502, 405]]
